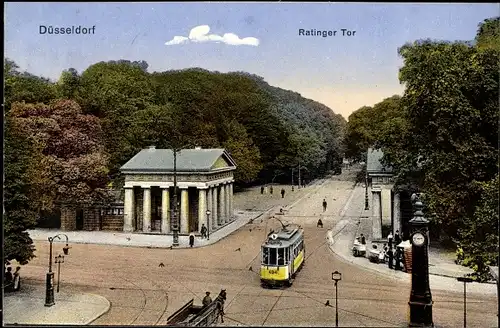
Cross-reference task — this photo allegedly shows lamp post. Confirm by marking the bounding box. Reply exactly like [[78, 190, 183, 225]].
[[206, 209, 211, 240], [291, 168, 295, 191], [55, 254, 64, 293], [332, 271, 342, 327], [408, 193, 433, 327], [457, 276, 473, 328], [171, 146, 190, 247], [45, 234, 70, 307]]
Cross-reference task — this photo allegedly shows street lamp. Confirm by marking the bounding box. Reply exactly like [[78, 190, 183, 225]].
[[457, 276, 474, 328], [171, 145, 190, 247], [408, 193, 433, 327], [332, 271, 342, 327], [55, 254, 64, 293], [206, 209, 211, 240], [45, 234, 70, 307]]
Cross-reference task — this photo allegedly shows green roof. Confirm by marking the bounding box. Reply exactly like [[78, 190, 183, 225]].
[[367, 148, 393, 173], [120, 147, 236, 173]]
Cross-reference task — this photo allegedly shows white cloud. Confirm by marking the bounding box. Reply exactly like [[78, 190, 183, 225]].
[[165, 25, 259, 46]]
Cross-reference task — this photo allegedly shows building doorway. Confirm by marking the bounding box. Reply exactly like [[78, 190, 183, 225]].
[[76, 209, 84, 230]]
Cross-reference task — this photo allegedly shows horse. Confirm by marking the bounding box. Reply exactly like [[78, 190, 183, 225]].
[[215, 289, 227, 323]]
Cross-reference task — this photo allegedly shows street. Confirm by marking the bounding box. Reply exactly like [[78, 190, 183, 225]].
[[19, 170, 498, 327]]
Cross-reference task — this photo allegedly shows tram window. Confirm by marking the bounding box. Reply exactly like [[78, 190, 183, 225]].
[[285, 248, 289, 262], [277, 248, 285, 265], [262, 247, 269, 265], [269, 248, 277, 266]]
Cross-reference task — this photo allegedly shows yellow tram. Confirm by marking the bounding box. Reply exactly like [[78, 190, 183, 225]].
[[260, 223, 305, 287]]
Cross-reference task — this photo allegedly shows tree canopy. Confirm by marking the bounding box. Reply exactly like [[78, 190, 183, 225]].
[[345, 16, 499, 281], [4, 58, 345, 264]]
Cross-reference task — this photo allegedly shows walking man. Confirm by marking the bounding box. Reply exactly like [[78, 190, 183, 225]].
[[387, 232, 394, 249], [387, 248, 394, 269], [189, 232, 195, 247], [281, 188, 285, 198], [360, 233, 366, 245], [270, 186, 273, 194], [261, 186, 264, 194], [322, 198, 327, 212], [200, 224, 207, 239], [394, 230, 401, 246]]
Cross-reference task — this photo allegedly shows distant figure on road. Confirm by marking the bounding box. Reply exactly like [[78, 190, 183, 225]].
[[189, 232, 195, 247], [261, 186, 264, 194], [317, 218, 323, 228], [13, 267, 21, 291], [270, 186, 273, 194], [395, 247, 402, 271], [202, 292, 212, 307], [387, 248, 394, 269], [360, 234, 366, 245], [394, 230, 401, 246], [387, 232, 393, 249], [200, 224, 207, 239], [322, 199, 327, 212], [264, 186, 268, 194], [281, 188, 285, 198], [4, 267, 13, 289]]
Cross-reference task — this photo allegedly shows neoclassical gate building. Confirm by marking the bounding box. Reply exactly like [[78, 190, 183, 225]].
[[120, 146, 237, 234]]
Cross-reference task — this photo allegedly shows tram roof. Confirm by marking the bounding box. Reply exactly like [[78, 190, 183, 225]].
[[262, 226, 303, 247]]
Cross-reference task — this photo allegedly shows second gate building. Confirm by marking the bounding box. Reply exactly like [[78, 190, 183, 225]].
[[120, 146, 237, 234]]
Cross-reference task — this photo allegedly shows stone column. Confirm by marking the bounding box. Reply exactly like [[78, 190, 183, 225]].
[[180, 187, 189, 234], [143, 187, 151, 232], [207, 187, 213, 230], [212, 186, 218, 229], [161, 187, 170, 234], [123, 187, 135, 232], [371, 187, 382, 240], [224, 183, 230, 223], [198, 188, 207, 232], [229, 183, 233, 221], [393, 191, 401, 236], [220, 184, 226, 225]]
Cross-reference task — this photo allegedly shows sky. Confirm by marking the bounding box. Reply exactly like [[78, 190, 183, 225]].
[[5, 2, 498, 119]]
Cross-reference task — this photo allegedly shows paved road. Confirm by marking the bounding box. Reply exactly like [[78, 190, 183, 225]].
[[19, 170, 498, 327]]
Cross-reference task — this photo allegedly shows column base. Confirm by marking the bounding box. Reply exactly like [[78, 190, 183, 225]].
[[123, 226, 134, 233]]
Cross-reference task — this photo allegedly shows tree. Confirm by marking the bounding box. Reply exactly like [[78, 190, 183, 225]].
[[9, 100, 111, 211], [475, 17, 500, 51], [4, 115, 44, 264], [78, 60, 154, 181], [4, 58, 60, 111]]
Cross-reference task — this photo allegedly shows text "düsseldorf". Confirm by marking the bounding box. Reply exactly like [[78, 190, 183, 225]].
[[39, 25, 96, 35]]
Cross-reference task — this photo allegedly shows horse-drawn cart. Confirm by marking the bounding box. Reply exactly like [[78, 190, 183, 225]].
[[166, 289, 226, 327]]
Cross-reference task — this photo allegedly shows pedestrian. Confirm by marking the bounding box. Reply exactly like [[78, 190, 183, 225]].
[[322, 198, 327, 212], [261, 186, 264, 194], [189, 232, 195, 247], [360, 234, 366, 245], [281, 188, 285, 198], [202, 292, 212, 307], [395, 247, 402, 270], [264, 186, 268, 194], [387, 248, 394, 269], [394, 230, 401, 246], [4, 267, 13, 291], [200, 224, 207, 239], [13, 267, 21, 291], [387, 232, 393, 249], [317, 218, 323, 228], [270, 186, 273, 194]]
